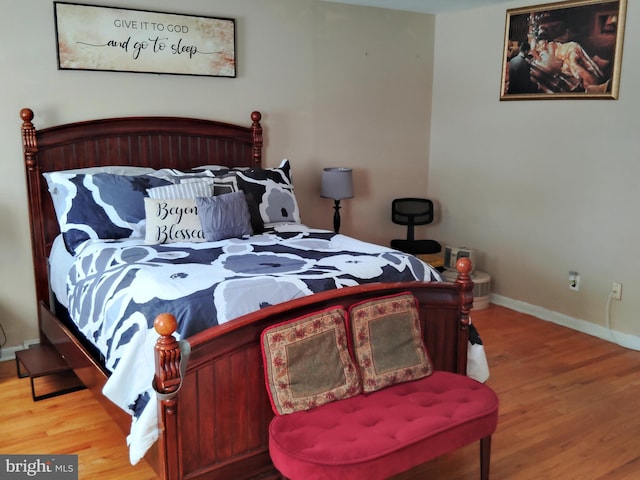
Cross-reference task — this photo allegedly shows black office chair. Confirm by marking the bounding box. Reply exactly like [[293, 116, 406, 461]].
[[390, 198, 441, 255]]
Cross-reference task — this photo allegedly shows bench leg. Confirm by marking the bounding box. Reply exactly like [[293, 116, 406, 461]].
[[480, 435, 492, 480]]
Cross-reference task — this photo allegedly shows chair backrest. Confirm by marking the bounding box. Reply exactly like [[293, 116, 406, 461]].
[[392, 198, 434, 241]]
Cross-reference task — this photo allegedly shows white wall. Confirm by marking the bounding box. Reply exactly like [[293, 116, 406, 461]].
[[429, 1, 640, 344], [0, 0, 435, 353]]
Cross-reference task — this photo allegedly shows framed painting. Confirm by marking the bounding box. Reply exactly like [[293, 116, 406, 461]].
[[54, 2, 236, 77], [500, 0, 626, 100]]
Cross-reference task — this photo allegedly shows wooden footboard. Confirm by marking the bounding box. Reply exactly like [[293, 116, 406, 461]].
[[153, 260, 473, 480]]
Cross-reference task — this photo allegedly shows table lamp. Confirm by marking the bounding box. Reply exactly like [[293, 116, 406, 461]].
[[320, 167, 353, 233]]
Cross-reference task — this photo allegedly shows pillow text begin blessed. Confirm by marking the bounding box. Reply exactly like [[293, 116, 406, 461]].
[[144, 198, 205, 244]]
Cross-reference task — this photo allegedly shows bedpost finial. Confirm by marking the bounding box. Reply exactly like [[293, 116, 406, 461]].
[[456, 257, 472, 275], [155, 313, 178, 336], [454, 258, 473, 327], [250, 111, 263, 166], [20, 108, 34, 123]]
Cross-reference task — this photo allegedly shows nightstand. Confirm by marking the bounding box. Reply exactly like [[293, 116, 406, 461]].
[[15, 345, 86, 401], [416, 253, 445, 271]]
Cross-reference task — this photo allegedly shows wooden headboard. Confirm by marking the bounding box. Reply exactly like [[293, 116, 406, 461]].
[[20, 108, 263, 312]]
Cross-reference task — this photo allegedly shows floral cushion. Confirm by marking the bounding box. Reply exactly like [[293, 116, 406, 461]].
[[261, 307, 362, 415], [235, 159, 301, 224], [202, 159, 301, 226], [349, 292, 433, 393]]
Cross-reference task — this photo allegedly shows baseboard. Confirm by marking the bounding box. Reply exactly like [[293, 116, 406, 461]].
[[0, 345, 23, 362], [0, 339, 40, 362], [490, 294, 640, 351]]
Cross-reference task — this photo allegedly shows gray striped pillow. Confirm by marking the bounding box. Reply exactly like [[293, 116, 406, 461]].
[[147, 181, 214, 200]]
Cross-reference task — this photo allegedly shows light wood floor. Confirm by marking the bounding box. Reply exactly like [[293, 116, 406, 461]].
[[1, 304, 639, 479]]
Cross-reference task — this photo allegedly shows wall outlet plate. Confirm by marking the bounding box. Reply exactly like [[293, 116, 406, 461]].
[[612, 282, 622, 300], [569, 271, 580, 291]]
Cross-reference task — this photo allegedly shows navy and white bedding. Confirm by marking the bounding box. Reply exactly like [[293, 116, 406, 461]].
[[53, 224, 442, 464]]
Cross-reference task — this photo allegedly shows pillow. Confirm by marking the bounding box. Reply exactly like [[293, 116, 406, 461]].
[[152, 168, 216, 184], [234, 159, 301, 225], [144, 198, 205, 244], [193, 173, 265, 233], [348, 292, 433, 393], [43, 166, 157, 176], [43, 171, 172, 254], [195, 191, 253, 241], [243, 193, 265, 234], [261, 307, 362, 415], [147, 181, 214, 200], [208, 174, 239, 196]]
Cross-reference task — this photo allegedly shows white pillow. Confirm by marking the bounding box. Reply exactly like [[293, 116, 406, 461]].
[[144, 198, 205, 244]]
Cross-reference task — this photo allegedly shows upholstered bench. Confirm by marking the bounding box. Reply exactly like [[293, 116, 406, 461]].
[[261, 292, 499, 480], [269, 371, 498, 479]]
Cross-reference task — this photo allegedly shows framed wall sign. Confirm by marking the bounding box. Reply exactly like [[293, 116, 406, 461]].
[[54, 2, 236, 77], [500, 0, 626, 100]]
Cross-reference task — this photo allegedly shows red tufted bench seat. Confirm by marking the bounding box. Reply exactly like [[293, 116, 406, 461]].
[[268, 371, 499, 480], [261, 292, 499, 480]]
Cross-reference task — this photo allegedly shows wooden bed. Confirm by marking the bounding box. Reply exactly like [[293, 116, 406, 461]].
[[20, 107, 473, 480]]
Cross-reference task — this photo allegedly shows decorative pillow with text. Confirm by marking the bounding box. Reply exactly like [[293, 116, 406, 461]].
[[144, 198, 205, 244]]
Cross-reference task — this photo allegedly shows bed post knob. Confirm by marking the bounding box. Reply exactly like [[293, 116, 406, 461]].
[[155, 312, 178, 336], [456, 257, 473, 276], [20, 108, 34, 123]]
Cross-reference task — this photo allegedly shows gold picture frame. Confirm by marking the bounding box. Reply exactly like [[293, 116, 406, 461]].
[[500, 0, 626, 100]]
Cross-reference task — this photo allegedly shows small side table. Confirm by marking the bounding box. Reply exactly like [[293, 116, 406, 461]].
[[15, 345, 86, 401]]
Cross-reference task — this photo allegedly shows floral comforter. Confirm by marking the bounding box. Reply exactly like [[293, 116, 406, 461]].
[[64, 225, 441, 464]]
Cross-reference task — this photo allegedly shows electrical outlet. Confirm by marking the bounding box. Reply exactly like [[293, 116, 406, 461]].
[[611, 282, 622, 300], [569, 271, 580, 291]]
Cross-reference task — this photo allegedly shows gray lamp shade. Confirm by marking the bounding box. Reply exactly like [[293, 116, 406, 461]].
[[320, 168, 354, 200]]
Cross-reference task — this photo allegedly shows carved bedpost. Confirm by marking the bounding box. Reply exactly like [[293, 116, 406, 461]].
[[20, 108, 37, 171], [454, 257, 474, 326], [250, 111, 263, 166], [154, 313, 183, 480], [454, 257, 474, 374], [20, 108, 50, 323], [154, 313, 182, 413]]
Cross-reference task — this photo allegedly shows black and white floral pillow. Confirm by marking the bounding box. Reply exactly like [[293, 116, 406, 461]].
[[234, 159, 301, 225], [44, 171, 171, 254]]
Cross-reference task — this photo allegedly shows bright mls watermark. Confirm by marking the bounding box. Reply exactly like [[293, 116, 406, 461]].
[[0, 455, 78, 479]]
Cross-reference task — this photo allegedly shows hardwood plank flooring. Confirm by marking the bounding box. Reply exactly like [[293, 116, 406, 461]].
[[0, 359, 157, 479], [394, 305, 640, 480], [1, 305, 639, 479]]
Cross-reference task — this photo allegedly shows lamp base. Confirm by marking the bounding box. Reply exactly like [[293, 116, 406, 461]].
[[333, 200, 341, 233]]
